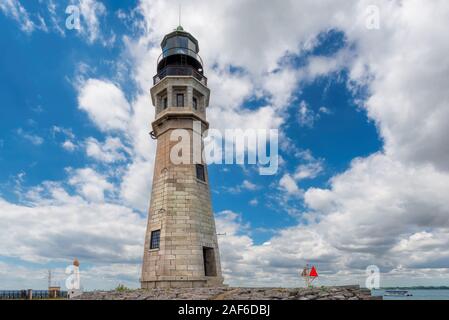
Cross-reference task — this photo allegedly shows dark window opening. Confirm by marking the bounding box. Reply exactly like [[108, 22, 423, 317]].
[[150, 229, 161, 249], [176, 93, 184, 107], [162, 97, 168, 109], [203, 247, 217, 276], [196, 164, 206, 182], [193, 97, 198, 110]]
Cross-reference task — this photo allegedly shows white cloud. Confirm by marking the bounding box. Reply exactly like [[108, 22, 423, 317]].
[[78, 79, 131, 132], [249, 198, 258, 206], [293, 161, 323, 181], [46, 0, 65, 36], [319, 106, 332, 115], [53, 126, 77, 151], [0, 192, 145, 266], [216, 209, 449, 287], [16, 128, 44, 145], [297, 100, 333, 128], [215, 210, 341, 287], [226, 180, 259, 194], [119, 160, 152, 212], [79, 0, 106, 42], [80, 263, 141, 289], [3, 0, 449, 289], [242, 180, 257, 191], [75, 75, 156, 213], [298, 100, 316, 128], [0, 0, 112, 42], [67, 168, 114, 202], [68, 0, 112, 45], [52, 126, 75, 140], [85, 137, 128, 163], [104, 0, 449, 286], [304, 154, 449, 256], [62, 140, 77, 152], [174, 1, 449, 287], [279, 174, 300, 195], [0, 0, 34, 33], [0, 261, 141, 290]]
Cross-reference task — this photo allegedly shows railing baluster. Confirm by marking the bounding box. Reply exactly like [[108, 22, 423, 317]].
[[153, 66, 207, 85]]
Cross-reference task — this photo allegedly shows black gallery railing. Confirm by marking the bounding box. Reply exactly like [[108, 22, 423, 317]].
[[153, 66, 208, 85]]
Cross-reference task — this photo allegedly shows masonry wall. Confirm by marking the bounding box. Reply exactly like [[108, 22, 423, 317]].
[[141, 117, 223, 288]]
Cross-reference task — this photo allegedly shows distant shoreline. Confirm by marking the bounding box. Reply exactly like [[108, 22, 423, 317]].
[[378, 287, 449, 290]]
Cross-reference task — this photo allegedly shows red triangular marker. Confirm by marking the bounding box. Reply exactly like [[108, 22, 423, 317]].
[[309, 266, 318, 277]]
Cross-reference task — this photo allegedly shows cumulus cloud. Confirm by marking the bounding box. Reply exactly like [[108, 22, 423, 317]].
[[225, 180, 259, 194], [76, 74, 156, 213], [52, 126, 77, 151], [2, 0, 449, 289], [293, 161, 323, 181], [0, 189, 145, 265], [344, 1, 449, 172], [119, 160, 152, 211], [188, 0, 449, 286], [62, 140, 77, 152], [216, 210, 341, 287], [279, 174, 300, 195], [78, 79, 131, 132], [85, 137, 129, 163], [67, 0, 115, 45], [67, 168, 113, 202], [305, 154, 449, 256]]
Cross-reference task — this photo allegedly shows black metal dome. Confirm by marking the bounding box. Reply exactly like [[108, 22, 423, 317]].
[[154, 26, 207, 85], [157, 26, 203, 72]]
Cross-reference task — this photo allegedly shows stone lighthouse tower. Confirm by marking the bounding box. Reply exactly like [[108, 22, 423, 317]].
[[141, 26, 224, 288]]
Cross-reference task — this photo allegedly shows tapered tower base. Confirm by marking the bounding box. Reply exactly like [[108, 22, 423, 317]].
[[141, 277, 224, 289]]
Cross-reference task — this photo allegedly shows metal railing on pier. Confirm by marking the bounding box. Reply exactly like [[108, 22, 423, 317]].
[[0, 290, 68, 300]]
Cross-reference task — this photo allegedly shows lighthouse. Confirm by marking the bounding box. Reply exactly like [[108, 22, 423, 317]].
[[140, 26, 224, 288]]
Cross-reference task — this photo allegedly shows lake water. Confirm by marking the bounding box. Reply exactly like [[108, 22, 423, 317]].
[[372, 289, 449, 300]]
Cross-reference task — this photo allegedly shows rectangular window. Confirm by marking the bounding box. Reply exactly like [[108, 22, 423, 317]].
[[192, 97, 198, 110], [150, 229, 161, 250], [196, 164, 206, 182], [162, 97, 168, 109], [203, 247, 217, 276], [176, 93, 184, 107]]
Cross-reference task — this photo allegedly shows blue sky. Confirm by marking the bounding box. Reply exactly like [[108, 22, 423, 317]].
[[1, 0, 449, 290]]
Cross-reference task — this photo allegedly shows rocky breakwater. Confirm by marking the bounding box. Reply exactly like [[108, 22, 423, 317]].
[[76, 285, 381, 300]]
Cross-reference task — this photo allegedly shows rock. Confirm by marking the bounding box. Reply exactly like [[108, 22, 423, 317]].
[[75, 286, 380, 300], [289, 290, 299, 296]]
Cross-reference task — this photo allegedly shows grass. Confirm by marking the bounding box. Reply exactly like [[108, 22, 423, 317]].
[[115, 284, 131, 292]]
